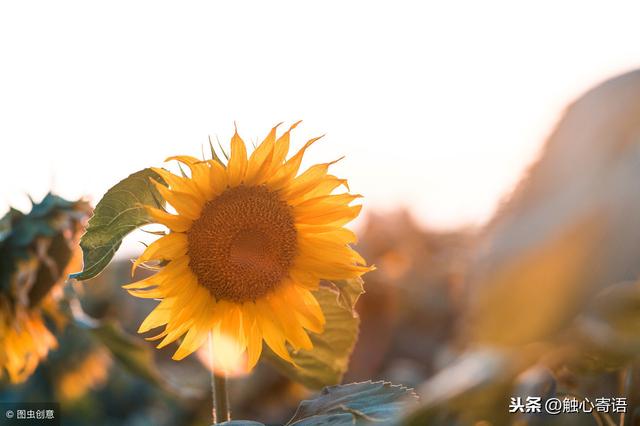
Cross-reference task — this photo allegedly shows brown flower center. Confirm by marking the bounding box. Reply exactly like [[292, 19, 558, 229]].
[[186, 185, 297, 302]]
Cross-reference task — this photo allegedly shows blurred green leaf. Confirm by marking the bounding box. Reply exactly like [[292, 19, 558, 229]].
[[71, 169, 166, 281], [5, 193, 87, 248], [88, 321, 165, 388], [265, 283, 361, 389], [29, 193, 76, 218], [0, 209, 16, 244], [286, 381, 418, 425], [29, 234, 74, 306], [10, 217, 57, 247], [0, 195, 89, 299]]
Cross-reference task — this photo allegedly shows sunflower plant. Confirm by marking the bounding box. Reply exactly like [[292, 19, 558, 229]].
[[72, 123, 418, 425], [0, 194, 90, 383]]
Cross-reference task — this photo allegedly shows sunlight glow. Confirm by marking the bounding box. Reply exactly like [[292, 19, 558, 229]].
[[2, 1, 640, 245]]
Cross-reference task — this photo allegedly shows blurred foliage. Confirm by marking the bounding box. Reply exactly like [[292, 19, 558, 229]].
[[0, 195, 179, 424], [404, 69, 640, 425], [0, 193, 88, 302], [86, 321, 165, 388]]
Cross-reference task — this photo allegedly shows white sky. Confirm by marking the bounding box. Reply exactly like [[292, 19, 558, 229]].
[[2, 1, 640, 244]]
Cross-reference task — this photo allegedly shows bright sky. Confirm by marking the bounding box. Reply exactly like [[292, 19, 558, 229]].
[[2, 1, 640, 242]]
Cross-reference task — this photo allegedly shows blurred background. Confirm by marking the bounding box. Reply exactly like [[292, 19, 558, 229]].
[[2, 1, 640, 234], [3, 1, 640, 425]]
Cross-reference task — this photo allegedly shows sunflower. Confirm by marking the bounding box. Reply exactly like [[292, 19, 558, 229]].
[[0, 194, 90, 383], [0, 293, 57, 383], [125, 123, 371, 371]]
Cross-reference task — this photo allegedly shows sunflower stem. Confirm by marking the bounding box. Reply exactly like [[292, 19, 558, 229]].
[[209, 332, 231, 424]]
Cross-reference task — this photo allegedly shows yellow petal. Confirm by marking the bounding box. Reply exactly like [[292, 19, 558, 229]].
[[156, 320, 193, 349], [173, 326, 208, 360], [165, 156, 212, 199], [145, 206, 193, 232], [124, 256, 191, 290], [131, 232, 188, 275], [295, 193, 363, 211], [208, 159, 229, 198], [269, 121, 301, 174], [245, 124, 279, 185], [292, 176, 350, 205], [209, 301, 247, 372], [268, 135, 323, 190], [281, 158, 343, 202], [294, 255, 372, 280], [289, 268, 321, 290], [152, 179, 203, 220], [156, 291, 209, 345], [266, 290, 312, 351], [297, 225, 358, 244], [295, 234, 373, 278], [286, 285, 325, 334], [315, 177, 350, 195], [227, 129, 248, 186], [127, 287, 165, 299], [241, 302, 263, 370], [138, 299, 174, 333], [254, 299, 294, 364], [298, 232, 366, 264], [220, 302, 245, 348], [129, 271, 199, 299], [295, 203, 362, 226], [151, 167, 202, 199]]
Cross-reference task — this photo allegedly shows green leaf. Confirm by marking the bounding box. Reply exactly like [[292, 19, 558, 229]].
[[70, 169, 166, 281], [265, 283, 361, 389], [10, 217, 57, 247], [330, 278, 365, 310], [286, 381, 418, 425], [87, 321, 165, 388]]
